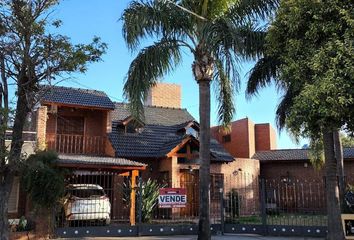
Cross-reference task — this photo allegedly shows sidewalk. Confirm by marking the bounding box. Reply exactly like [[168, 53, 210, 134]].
[[58, 234, 324, 239]]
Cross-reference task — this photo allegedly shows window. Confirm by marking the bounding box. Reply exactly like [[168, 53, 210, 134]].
[[222, 134, 231, 143], [186, 127, 199, 138], [124, 119, 144, 134], [57, 116, 84, 135]]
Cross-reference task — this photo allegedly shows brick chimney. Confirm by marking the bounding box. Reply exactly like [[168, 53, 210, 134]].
[[144, 83, 181, 108], [36, 106, 47, 150]]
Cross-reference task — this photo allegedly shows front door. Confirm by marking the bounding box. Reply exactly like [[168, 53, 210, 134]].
[[180, 170, 199, 217]]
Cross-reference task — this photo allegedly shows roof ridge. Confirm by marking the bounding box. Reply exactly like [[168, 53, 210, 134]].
[[256, 147, 354, 153], [113, 101, 187, 110], [255, 148, 308, 153], [41, 84, 105, 94]]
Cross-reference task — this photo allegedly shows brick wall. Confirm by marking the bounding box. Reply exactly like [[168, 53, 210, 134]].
[[144, 83, 181, 108], [211, 118, 255, 158], [36, 106, 47, 150], [261, 159, 354, 181], [255, 123, 277, 151], [211, 159, 261, 215]]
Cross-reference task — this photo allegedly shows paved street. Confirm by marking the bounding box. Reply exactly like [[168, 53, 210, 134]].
[[58, 234, 324, 240]]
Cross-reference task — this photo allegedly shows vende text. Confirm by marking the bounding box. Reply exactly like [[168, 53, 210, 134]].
[[159, 195, 186, 203]]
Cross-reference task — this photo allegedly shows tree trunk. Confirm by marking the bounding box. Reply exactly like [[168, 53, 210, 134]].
[[197, 80, 211, 240], [323, 130, 344, 240], [0, 82, 31, 240], [333, 130, 345, 210], [0, 173, 14, 240]]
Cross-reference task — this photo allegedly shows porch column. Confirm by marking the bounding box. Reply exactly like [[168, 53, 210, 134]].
[[36, 106, 47, 150], [130, 169, 139, 226]]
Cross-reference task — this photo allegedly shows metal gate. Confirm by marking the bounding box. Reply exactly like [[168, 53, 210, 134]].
[[54, 172, 346, 238]]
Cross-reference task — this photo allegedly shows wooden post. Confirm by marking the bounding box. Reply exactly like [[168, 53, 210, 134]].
[[130, 170, 139, 226]]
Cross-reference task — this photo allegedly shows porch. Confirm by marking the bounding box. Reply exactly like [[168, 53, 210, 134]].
[[47, 133, 107, 155]]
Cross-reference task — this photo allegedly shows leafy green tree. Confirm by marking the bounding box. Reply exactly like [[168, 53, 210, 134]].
[[341, 133, 354, 148], [0, 1, 106, 239], [121, 0, 277, 238], [247, 1, 353, 239]]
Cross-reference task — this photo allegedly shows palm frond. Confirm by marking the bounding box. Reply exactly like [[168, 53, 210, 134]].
[[246, 56, 281, 99], [121, 0, 193, 50], [206, 19, 269, 125], [123, 38, 182, 121], [226, 0, 279, 22], [275, 87, 296, 130], [214, 60, 236, 127], [205, 19, 243, 87]]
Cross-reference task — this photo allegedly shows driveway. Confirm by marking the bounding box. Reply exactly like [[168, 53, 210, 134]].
[[58, 234, 324, 240]]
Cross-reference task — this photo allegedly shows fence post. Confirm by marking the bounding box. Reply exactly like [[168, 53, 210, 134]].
[[220, 182, 224, 235], [137, 175, 143, 236], [260, 178, 267, 235]]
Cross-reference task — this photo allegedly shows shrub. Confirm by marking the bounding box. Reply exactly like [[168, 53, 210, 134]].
[[122, 178, 166, 223], [22, 151, 68, 209]]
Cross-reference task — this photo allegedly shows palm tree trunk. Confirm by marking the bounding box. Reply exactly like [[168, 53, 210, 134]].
[[323, 130, 344, 240], [333, 130, 345, 210], [198, 80, 211, 240]]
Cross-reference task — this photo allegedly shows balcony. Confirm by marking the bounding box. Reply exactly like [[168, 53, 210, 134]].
[[46, 134, 106, 156]]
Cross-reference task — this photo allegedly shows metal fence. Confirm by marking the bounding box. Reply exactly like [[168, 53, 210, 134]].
[[54, 171, 353, 238], [55, 171, 131, 228]]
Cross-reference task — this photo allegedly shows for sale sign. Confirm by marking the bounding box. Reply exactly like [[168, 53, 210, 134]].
[[158, 188, 187, 208]]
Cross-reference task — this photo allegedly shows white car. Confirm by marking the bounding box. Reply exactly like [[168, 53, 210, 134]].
[[63, 184, 111, 225]]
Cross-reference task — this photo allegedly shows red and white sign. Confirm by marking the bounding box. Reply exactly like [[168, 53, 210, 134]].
[[158, 188, 187, 208]]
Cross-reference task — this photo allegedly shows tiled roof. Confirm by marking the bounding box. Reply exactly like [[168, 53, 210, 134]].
[[252, 147, 354, 161], [58, 154, 146, 167], [109, 104, 234, 162], [112, 102, 195, 126], [210, 139, 234, 161], [40, 85, 115, 110]]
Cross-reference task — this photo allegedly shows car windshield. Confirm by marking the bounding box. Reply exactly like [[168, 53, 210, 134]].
[[67, 188, 105, 198]]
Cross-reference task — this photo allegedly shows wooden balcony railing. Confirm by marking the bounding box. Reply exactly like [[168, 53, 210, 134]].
[[46, 134, 106, 155]]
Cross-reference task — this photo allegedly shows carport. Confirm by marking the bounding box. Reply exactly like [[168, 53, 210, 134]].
[[56, 154, 146, 226]]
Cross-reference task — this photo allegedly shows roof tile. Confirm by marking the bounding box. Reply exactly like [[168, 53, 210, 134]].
[[58, 154, 146, 167], [109, 103, 234, 162], [252, 147, 354, 161], [41, 85, 115, 109]]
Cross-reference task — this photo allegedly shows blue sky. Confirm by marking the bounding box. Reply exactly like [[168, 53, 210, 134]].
[[49, 0, 306, 149]]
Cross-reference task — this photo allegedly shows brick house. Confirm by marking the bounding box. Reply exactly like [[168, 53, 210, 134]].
[[9, 83, 260, 222], [9, 86, 147, 225], [212, 118, 354, 212], [211, 117, 354, 181]]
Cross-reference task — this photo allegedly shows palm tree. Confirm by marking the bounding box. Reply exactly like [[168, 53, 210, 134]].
[[121, 1, 277, 239]]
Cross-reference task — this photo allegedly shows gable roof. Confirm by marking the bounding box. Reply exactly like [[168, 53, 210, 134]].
[[252, 147, 354, 161], [40, 85, 115, 110], [112, 102, 195, 126], [109, 103, 234, 162]]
